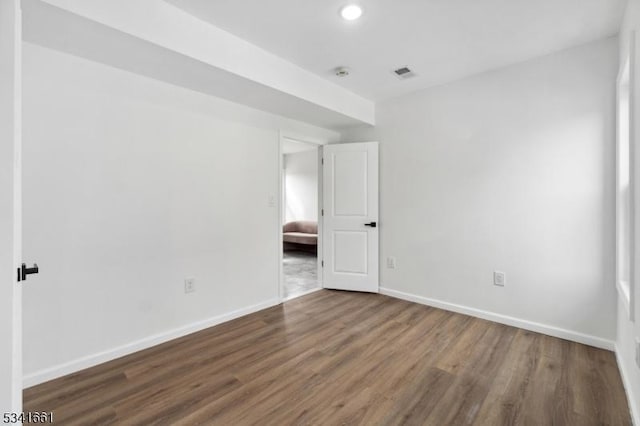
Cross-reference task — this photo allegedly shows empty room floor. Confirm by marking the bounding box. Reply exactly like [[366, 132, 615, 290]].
[[283, 250, 319, 299], [24, 291, 631, 425]]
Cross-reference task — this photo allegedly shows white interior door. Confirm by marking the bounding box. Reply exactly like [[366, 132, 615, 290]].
[[0, 0, 22, 413], [322, 142, 379, 292]]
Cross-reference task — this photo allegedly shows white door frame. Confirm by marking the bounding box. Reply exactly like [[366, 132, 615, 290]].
[[278, 132, 325, 303], [0, 0, 22, 413]]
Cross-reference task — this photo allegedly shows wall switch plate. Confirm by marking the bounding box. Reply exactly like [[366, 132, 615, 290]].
[[268, 195, 276, 207], [387, 257, 397, 269], [636, 338, 640, 369], [184, 278, 196, 294], [494, 271, 506, 287]]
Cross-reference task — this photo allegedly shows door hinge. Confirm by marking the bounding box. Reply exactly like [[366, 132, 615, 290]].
[[321, 209, 324, 216], [321, 260, 324, 267], [321, 158, 324, 165], [17, 263, 39, 282]]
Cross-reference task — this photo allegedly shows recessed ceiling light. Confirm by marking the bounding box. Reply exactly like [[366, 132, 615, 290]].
[[340, 5, 363, 21]]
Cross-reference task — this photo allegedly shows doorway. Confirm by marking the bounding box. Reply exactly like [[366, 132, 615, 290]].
[[280, 137, 322, 301]]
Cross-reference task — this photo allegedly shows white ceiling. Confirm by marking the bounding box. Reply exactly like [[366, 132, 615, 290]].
[[25, 0, 371, 130], [167, 0, 626, 101]]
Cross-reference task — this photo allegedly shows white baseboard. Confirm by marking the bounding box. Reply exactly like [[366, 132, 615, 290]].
[[379, 287, 615, 351], [616, 345, 640, 426], [23, 298, 280, 388]]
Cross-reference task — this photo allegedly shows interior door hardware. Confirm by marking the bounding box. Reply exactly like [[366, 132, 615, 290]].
[[17, 263, 39, 282], [364, 222, 377, 228]]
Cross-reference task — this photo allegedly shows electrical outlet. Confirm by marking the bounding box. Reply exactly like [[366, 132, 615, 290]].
[[387, 257, 397, 269], [636, 338, 640, 369], [184, 278, 196, 294], [494, 271, 505, 287]]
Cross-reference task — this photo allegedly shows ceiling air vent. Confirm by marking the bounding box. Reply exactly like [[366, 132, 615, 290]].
[[393, 66, 415, 80]]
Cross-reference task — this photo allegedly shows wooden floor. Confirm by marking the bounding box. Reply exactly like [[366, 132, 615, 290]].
[[24, 290, 631, 425]]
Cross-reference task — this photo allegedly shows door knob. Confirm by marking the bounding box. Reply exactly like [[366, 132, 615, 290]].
[[18, 263, 39, 282], [364, 222, 377, 228]]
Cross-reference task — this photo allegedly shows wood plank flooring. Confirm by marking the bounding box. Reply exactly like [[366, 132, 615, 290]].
[[24, 290, 631, 425]]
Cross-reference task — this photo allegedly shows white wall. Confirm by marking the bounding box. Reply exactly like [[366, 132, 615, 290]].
[[21, 43, 338, 385], [343, 38, 618, 347], [618, 0, 640, 422], [0, 0, 22, 412], [284, 150, 318, 223]]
